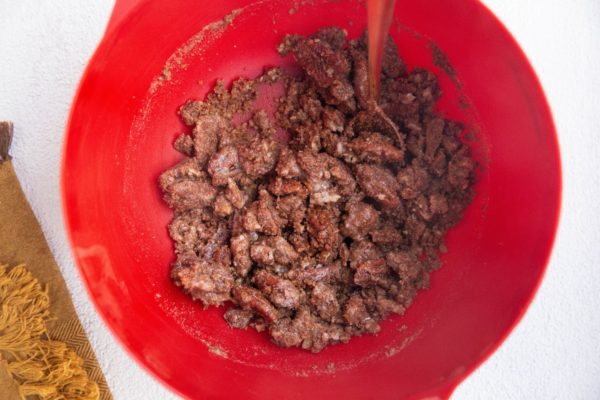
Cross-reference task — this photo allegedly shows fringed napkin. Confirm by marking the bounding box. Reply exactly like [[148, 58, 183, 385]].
[[0, 121, 112, 400]]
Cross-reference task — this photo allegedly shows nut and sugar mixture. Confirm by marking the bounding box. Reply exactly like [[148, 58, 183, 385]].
[[159, 27, 475, 352]]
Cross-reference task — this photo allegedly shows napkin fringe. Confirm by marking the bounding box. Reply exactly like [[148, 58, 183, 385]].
[[0, 265, 100, 400]]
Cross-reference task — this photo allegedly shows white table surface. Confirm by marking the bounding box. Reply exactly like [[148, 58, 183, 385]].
[[1, 1, 599, 399]]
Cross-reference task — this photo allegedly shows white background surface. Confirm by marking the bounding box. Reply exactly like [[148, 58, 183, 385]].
[[1, 1, 599, 399]]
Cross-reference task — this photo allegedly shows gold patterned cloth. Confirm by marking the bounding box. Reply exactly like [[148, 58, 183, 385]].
[[0, 121, 112, 400]]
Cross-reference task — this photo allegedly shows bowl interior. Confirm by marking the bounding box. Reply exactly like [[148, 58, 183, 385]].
[[63, 0, 560, 399]]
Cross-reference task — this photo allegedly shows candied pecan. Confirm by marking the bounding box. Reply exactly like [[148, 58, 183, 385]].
[[348, 132, 404, 164], [174, 133, 194, 156], [343, 295, 380, 333], [276, 147, 302, 178], [341, 200, 379, 240], [354, 258, 391, 287], [397, 161, 430, 200], [193, 114, 226, 165], [171, 258, 234, 306], [355, 164, 401, 209], [224, 308, 254, 329], [349, 240, 383, 269], [238, 137, 280, 178], [207, 145, 242, 186], [310, 282, 340, 321], [230, 233, 253, 277], [254, 270, 302, 309], [232, 286, 279, 322]]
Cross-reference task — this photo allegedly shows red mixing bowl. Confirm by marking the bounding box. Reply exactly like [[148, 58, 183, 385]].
[[62, 0, 561, 399]]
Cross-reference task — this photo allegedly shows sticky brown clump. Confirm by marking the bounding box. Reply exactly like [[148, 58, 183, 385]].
[[159, 27, 475, 352]]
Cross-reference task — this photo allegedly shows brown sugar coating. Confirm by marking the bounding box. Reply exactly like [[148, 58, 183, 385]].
[[159, 27, 475, 352]]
